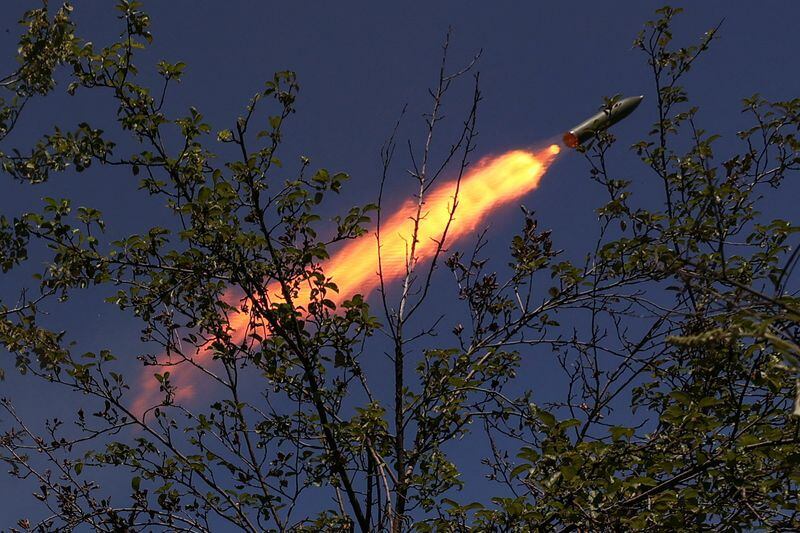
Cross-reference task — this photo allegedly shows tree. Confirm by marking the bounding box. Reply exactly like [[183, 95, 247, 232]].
[[1, 2, 798, 531]]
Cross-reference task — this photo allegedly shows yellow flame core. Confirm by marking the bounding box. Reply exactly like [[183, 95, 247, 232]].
[[133, 145, 560, 415]]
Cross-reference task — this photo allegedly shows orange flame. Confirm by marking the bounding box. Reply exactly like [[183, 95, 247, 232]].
[[132, 144, 560, 416]]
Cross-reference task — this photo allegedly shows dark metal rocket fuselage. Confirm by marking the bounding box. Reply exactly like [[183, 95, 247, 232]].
[[563, 95, 644, 148]]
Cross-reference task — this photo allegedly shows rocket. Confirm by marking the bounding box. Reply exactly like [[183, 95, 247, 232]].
[[562, 95, 644, 148]]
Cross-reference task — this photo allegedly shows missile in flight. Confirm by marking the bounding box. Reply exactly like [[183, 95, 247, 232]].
[[562, 95, 644, 148]]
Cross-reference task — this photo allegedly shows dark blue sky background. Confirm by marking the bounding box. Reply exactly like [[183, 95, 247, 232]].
[[1, 0, 799, 525]]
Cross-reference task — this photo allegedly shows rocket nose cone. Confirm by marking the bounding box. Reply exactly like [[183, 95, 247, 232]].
[[627, 95, 644, 111]]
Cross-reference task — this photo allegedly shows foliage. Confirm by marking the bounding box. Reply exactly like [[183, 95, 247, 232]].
[[0, 2, 798, 531]]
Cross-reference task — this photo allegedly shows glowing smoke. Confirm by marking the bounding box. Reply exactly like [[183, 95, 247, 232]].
[[132, 144, 561, 416]]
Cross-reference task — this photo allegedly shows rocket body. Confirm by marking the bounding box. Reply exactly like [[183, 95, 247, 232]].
[[563, 95, 643, 148]]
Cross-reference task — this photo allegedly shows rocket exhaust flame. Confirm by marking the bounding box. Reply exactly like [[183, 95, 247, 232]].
[[131, 144, 561, 416]]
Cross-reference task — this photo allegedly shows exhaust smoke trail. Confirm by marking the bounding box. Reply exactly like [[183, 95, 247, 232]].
[[132, 144, 561, 416]]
